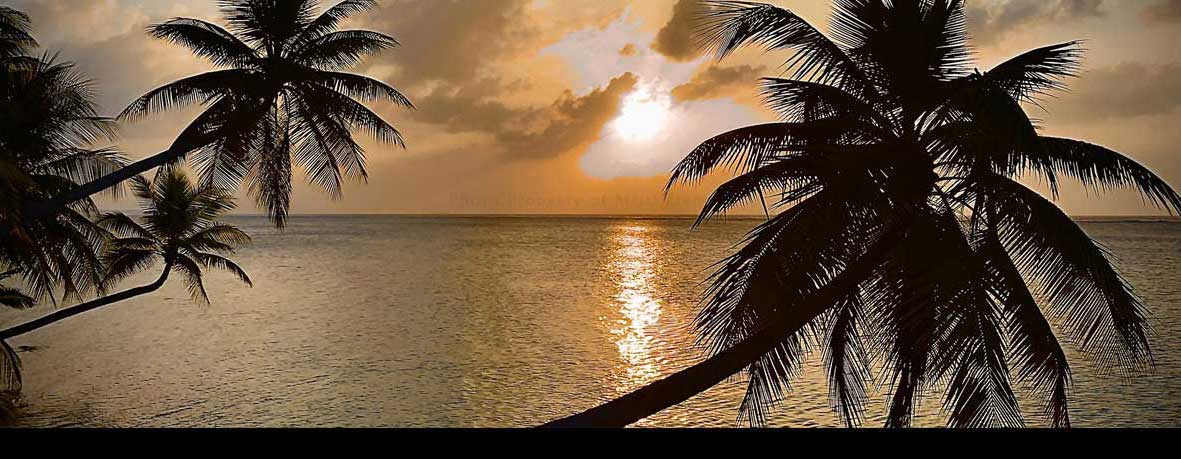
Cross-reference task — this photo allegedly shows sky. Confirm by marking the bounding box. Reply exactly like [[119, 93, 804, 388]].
[[9, 0, 1181, 216]]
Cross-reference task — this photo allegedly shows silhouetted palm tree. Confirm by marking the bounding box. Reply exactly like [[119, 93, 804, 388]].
[[0, 6, 36, 60], [1, 55, 124, 305], [547, 0, 1181, 428], [30, 0, 413, 227], [0, 170, 251, 394]]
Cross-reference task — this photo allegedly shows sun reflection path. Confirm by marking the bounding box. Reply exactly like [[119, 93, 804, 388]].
[[609, 224, 664, 390]]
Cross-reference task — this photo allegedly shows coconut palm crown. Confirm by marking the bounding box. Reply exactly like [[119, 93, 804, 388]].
[[85, 0, 412, 227], [664, 0, 1181, 428], [98, 170, 252, 304]]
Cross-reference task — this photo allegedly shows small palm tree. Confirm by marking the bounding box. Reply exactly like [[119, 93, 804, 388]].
[[30, 0, 413, 227], [548, 0, 1181, 428], [0, 170, 252, 395]]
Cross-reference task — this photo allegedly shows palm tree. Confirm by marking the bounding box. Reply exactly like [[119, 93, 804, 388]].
[[1, 170, 253, 342], [0, 170, 252, 396], [1, 55, 124, 306], [28, 0, 413, 227], [1, 14, 120, 399], [546, 0, 1181, 428]]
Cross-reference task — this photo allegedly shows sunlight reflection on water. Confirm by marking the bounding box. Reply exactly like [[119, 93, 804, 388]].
[[609, 224, 664, 390]]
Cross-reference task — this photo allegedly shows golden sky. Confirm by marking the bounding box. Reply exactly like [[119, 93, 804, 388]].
[[11, 0, 1181, 215]]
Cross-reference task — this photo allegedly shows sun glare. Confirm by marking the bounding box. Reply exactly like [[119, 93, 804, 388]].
[[612, 83, 672, 142]]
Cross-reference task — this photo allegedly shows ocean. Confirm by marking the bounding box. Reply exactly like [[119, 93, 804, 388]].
[[2, 216, 1179, 427]]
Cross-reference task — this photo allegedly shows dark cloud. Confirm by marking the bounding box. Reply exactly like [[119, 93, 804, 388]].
[[671, 64, 765, 102], [967, 0, 1105, 44], [650, 0, 699, 61], [501, 73, 638, 158], [412, 73, 637, 159], [618, 44, 638, 56], [1141, 0, 1181, 24], [1046, 62, 1181, 122]]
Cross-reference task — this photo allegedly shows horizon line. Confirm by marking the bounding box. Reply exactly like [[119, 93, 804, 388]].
[[204, 212, 1181, 220]]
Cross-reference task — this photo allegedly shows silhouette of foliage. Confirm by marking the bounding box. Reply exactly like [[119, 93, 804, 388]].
[[98, 170, 253, 304], [117, 0, 413, 227], [1, 55, 123, 304], [663, 0, 1179, 428]]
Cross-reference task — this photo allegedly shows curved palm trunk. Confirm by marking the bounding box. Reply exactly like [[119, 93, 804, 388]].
[[541, 233, 897, 428], [24, 147, 185, 221], [0, 267, 170, 340]]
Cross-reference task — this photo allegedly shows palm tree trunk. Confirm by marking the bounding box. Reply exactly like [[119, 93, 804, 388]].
[[0, 267, 170, 340], [541, 233, 897, 428], [23, 147, 184, 221]]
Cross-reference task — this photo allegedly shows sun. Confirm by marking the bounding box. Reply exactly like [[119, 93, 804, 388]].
[[612, 84, 672, 142]]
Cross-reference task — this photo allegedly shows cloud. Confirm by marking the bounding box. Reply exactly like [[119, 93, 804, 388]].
[[8, 0, 1179, 216], [411, 72, 637, 159], [361, 0, 539, 86], [1141, 0, 1181, 24], [650, 0, 699, 61], [966, 0, 1105, 44], [581, 98, 762, 179], [1044, 62, 1181, 123], [671, 64, 766, 102], [500, 72, 639, 158]]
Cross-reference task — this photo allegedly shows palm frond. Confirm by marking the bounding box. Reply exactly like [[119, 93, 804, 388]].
[[976, 216, 1072, 427], [100, 247, 159, 290], [0, 6, 37, 58], [983, 42, 1082, 103], [295, 82, 404, 147], [246, 107, 293, 226], [697, 1, 876, 99], [148, 18, 260, 68], [666, 118, 864, 193], [188, 250, 252, 287], [292, 30, 399, 70], [32, 148, 128, 198], [981, 175, 1153, 373], [695, 157, 822, 227], [294, 0, 379, 45], [1040, 137, 1181, 215], [97, 212, 154, 240], [759, 78, 889, 128], [0, 285, 34, 309], [170, 253, 209, 305], [305, 71, 414, 109], [824, 290, 872, 427], [118, 69, 256, 122], [1, 340, 21, 397]]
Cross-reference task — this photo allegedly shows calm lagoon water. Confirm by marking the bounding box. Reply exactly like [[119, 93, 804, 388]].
[[2, 216, 1179, 427]]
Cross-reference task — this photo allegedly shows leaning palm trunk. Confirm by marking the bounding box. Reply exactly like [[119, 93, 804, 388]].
[[0, 265, 170, 340], [23, 138, 204, 221], [542, 231, 897, 427]]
